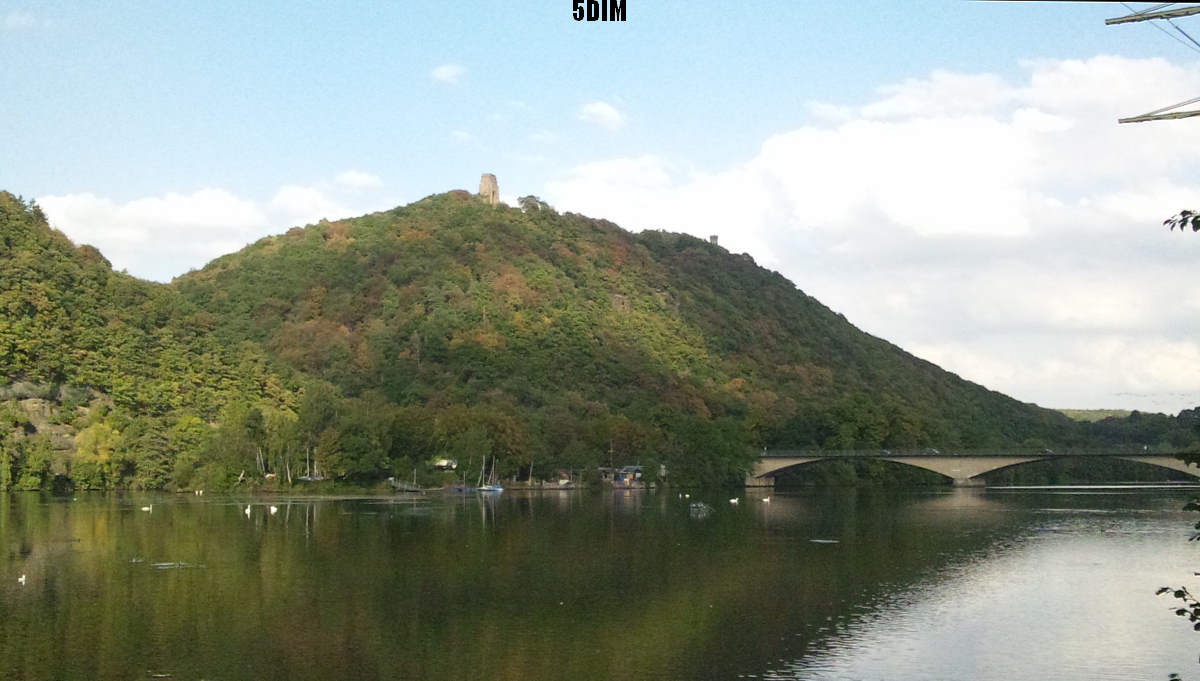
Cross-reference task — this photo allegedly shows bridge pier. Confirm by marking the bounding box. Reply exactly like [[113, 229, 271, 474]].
[[745, 474, 775, 488]]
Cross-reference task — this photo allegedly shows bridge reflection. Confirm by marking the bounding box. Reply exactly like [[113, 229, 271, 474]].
[[746, 487, 1006, 520]]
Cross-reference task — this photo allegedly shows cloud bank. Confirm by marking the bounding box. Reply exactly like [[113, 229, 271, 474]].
[[39, 172, 390, 283]]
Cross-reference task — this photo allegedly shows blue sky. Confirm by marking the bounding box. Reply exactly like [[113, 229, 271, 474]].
[[4, 1, 1200, 413], [1, 1, 1168, 199]]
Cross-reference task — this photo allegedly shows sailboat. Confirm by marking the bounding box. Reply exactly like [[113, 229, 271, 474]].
[[478, 455, 503, 493]]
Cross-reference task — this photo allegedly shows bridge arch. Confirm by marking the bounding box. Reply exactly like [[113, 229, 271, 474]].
[[753, 456, 956, 483], [748, 452, 1200, 487]]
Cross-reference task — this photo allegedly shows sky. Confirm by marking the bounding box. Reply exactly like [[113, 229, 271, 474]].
[[3, 1, 1200, 413]]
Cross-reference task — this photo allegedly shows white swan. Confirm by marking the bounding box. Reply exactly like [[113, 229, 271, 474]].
[[244, 505, 251, 517], [17, 574, 25, 585], [269, 505, 278, 515], [140, 505, 152, 512]]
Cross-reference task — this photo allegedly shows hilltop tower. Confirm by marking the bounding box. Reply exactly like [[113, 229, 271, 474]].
[[479, 173, 499, 207]]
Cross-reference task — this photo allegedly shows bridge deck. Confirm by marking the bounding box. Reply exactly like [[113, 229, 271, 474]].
[[749, 449, 1200, 487], [761, 448, 1190, 458]]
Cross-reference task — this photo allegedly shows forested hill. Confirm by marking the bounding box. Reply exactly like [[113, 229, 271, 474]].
[[174, 191, 1073, 456], [0, 192, 288, 490], [0, 188, 1119, 492], [0, 193, 287, 416]]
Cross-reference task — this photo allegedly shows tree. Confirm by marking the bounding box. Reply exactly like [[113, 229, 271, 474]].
[[1161, 439, 1200, 678], [1166, 210, 1200, 232], [263, 408, 300, 484], [0, 432, 12, 490], [168, 414, 210, 489], [1159, 497, 1200, 681], [313, 427, 341, 479], [518, 195, 555, 213], [297, 382, 339, 474], [209, 401, 258, 477], [72, 422, 122, 489]]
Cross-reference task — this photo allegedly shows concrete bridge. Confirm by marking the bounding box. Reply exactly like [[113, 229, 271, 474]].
[[746, 448, 1200, 487]]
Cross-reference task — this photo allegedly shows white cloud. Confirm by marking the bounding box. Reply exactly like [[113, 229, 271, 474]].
[[38, 189, 269, 282], [860, 70, 1015, 119], [39, 179, 379, 283], [3, 10, 35, 30], [529, 130, 558, 144], [546, 56, 1200, 412], [269, 185, 350, 226], [578, 101, 626, 130], [334, 170, 383, 189], [430, 63, 465, 84], [451, 129, 473, 143]]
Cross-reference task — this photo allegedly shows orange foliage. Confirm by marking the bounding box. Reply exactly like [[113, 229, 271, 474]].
[[490, 265, 539, 308], [610, 240, 629, 268], [400, 229, 432, 243], [552, 242, 577, 262], [322, 221, 353, 251], [723, 377, 747, 395], [272, 319, 363, 373]]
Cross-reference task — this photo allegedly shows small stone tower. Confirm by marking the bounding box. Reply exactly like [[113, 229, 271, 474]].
[[479, 173, 499, 207], [709, 235, 718, 245]]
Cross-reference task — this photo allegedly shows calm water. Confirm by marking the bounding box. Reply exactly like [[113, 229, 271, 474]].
[[2, 486, 1199, 681]]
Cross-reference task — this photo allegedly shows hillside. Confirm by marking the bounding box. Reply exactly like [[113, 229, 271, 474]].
[[2, 188, 1149, 492], [172, 191, 1076, 474], [0, 193, 288, 415], [0, 192, 291, 490]]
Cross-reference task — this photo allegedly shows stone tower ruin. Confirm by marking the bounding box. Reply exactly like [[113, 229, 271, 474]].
[[479, 173, 499, 207]]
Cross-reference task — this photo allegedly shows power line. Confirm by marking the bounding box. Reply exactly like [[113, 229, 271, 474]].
[[1111, 3, 1200, 121], [1169, 18, 1200, 50], [1122, 2, 1200, 53], [1118, 94, 1200, 123], [978, 1, 1200, 122], [1107, 3, 1200, 24]]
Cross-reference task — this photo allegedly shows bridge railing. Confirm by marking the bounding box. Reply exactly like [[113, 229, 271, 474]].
[[761, 447, 1191, 458]]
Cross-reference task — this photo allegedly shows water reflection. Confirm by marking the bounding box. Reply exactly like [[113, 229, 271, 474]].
[[1, 488, 1197, 680]]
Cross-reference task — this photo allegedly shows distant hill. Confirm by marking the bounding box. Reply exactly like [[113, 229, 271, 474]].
[[3, 188, 1183, 492], [1057, 409, 1136, 422]]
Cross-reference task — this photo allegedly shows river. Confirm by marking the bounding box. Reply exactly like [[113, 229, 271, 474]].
[[1, 486, 1198, 680]]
